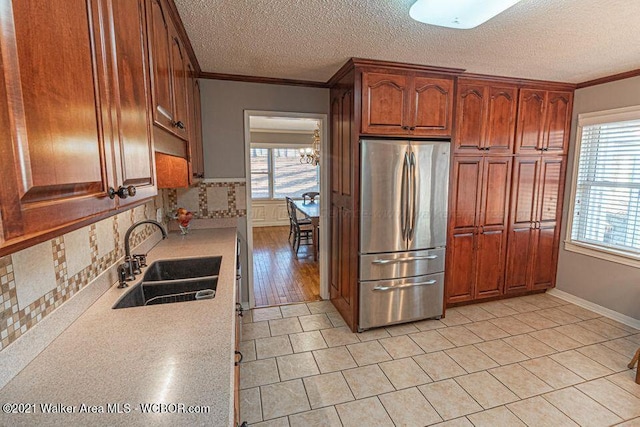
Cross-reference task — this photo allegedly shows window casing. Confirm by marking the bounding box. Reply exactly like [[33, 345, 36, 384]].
[[566, 106, 640, 267], [250, 146, 319, 200]]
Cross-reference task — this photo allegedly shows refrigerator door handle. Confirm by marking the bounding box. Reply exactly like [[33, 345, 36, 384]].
[[400, 152, 410, 240], [373, 279, 438, 291], [408, 151, 417, 241], [371, 255, 438, 265]]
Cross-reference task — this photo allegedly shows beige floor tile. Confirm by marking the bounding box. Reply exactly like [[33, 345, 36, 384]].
[[347, 340, 392, 365], [503, 334, 556, 358], [243, 321, 271, 341], [479, 301, 519, 317], [288, 407, 341, 427], [551, 350, 614, 380], [306, 300, 337, 314], [241, 358, 280, 389], [298, 314, 333, 332], [379, 387, 443, 426], [602, 337, 639, 357], [440, 310, 473, 326], [240, 387, 262, 424], [555, 323, 608, 345], [489, 316, 535, 335], [269, 317, 303, 336], [524, 294, 565, 309], [467, 406, 525, 427], [529, 328, 582, 351], [289, 330, 327, 353], [320, 326, 360, 347], [418, 379, 482, 420], [379, 357, 432, 389], [464, 321, 510, 341], [543, 387, 622, 427], [577, 377, 640, 419], [501, 298, 540, 313], [276, 352, 319, 381], [335, 397, 394, 427], [252, 417, 289, 427], [513, 312, 560, 330], [489, 364, 553, 399], [629, 334, 640, 345], [446, 345, 499, 373], [326, 311, 347, 328], [439, 326, 483, 347], [475, 339, 528, 365], [280, 304, 311, 318], [507, 396, 578, 427], [357, 328, 391, 341], [303, 372, 354, 409], [431, 417, 474, 427], [413, 319, 447, 331], [606, 371, 640, 398], [455, 371, 518, 409], [453, 305, 495, 322], [242, 310, 253, 324], [312, 346, 357, 373], [342, 364, 394, 399], [558, 304, 601, 320], [240, 340, 257, 362], [253, 306, 283, 322], [536, 307, 582, 325], [410, 330, 455, 353], [414, 351, 467, 381], [261, 379, 310, 420], [385, 323, 420, 336], [379, 335, 424, 359], [520, 357, 583, 389], [615, 418, 640, 426], [255, 335, 293, 359], [599, 317, 639, 334], [578, 343, 632, 372], [579, 318, 631, 340]]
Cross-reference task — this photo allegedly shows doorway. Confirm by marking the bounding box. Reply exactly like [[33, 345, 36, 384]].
[[243, 111, 329, 308]]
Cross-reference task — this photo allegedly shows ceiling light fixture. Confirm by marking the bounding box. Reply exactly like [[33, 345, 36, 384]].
[[300, 122, 321, 166], [409, 0, 523, 29]]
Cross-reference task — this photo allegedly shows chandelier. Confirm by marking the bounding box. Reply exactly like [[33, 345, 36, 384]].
[[300, 122, 320, 165]]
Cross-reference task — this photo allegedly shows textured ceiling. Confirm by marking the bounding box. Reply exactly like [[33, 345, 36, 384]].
[[175, 0, 640, 84]]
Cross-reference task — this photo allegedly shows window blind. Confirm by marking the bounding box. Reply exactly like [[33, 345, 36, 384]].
[[571, 118, 640, 258]]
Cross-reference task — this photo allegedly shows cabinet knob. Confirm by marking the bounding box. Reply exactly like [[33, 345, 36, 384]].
[[409, 126, 416, 131], [402, 126, 410, 131], [234, 351, 243, 366], [107, 185, 136, 199], [174, 120, 185, 130]]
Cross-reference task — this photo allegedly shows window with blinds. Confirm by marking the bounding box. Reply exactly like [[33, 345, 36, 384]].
[[568, 106, 640, 263]]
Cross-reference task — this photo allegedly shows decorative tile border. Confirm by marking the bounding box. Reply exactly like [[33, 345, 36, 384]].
[[167, 180, 247, 220], [0, 197, 164, 352]]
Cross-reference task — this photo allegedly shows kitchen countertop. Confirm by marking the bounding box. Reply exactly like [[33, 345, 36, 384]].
[[0, 228, 238, 427]]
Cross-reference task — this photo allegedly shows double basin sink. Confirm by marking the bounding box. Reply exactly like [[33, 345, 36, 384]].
[[113, 256, 222, 309]]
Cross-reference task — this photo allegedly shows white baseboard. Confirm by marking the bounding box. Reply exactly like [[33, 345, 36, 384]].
[[547, 288, 640, 330]]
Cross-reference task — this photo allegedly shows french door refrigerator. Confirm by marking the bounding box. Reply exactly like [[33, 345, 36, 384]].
[[359, 139, 450, 330]]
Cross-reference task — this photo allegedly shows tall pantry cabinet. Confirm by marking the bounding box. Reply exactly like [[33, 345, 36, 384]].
[[446, 77, 573, 305]]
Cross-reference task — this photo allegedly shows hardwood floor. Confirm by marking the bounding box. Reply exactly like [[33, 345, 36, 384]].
[[252, 226, 321, 307]]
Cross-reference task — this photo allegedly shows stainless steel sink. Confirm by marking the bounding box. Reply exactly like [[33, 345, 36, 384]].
[[113, 256, 221, 309]]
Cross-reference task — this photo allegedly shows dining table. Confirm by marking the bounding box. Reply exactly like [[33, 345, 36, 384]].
[[292, 199, 320, 261]]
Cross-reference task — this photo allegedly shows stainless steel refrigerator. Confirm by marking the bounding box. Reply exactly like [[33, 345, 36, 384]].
[[359, 139, 450, 330]]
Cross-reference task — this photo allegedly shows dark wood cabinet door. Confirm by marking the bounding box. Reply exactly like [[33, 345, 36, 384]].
[[543, 91, 572, 154], [147, 0, 174, 131], [531, 225, 557, 289], [411, 76, 453, 137], [475, 229, 507, 298], [341, 88, 354, 196], [446, 231, 476, 303], [104, 0, 156, 207], [189, 77, 205, 179], [361, 71, 410, 135], [480, 157, 511, 227], [0, 0, 115, 250], [454, 83, 486, 152], [450, 157, 483, 229], [515, 89, 546, 154], [170, 31, 189, 140], [505, 226, 535, 293], [485, 85, 517, 153]]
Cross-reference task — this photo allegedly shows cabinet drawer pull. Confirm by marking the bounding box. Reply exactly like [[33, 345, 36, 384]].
[[174, 120, 185, 130], [373, 279, 437, 291], [235, 351, 243, 365], [157, 105, 173, 121], [372, 255, 438, 265], [409, 126, 416, 131]]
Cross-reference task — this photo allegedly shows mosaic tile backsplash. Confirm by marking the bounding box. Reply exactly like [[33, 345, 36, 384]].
[[0, 196, 165, 351], [165, 180, 247, 219]]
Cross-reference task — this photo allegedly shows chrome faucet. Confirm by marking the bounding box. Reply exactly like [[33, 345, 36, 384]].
[[117, 220, 168, 288]]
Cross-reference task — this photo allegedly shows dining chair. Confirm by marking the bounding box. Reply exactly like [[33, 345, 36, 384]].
[[288, 198, 314, 258], [301, 191, 319, 202]]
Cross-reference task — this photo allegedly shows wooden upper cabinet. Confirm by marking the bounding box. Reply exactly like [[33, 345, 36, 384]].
[[361, 70, 453, 137], [515, 88, 573, 155], [0, 0, 115, 249], [170, 30, 189, 139], [189, 75, 205, 180], [147, 0, 174, 132], [454, 80, 516, 154]]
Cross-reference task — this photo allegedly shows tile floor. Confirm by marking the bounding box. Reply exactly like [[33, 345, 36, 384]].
[[239, 294, 640, 426]]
